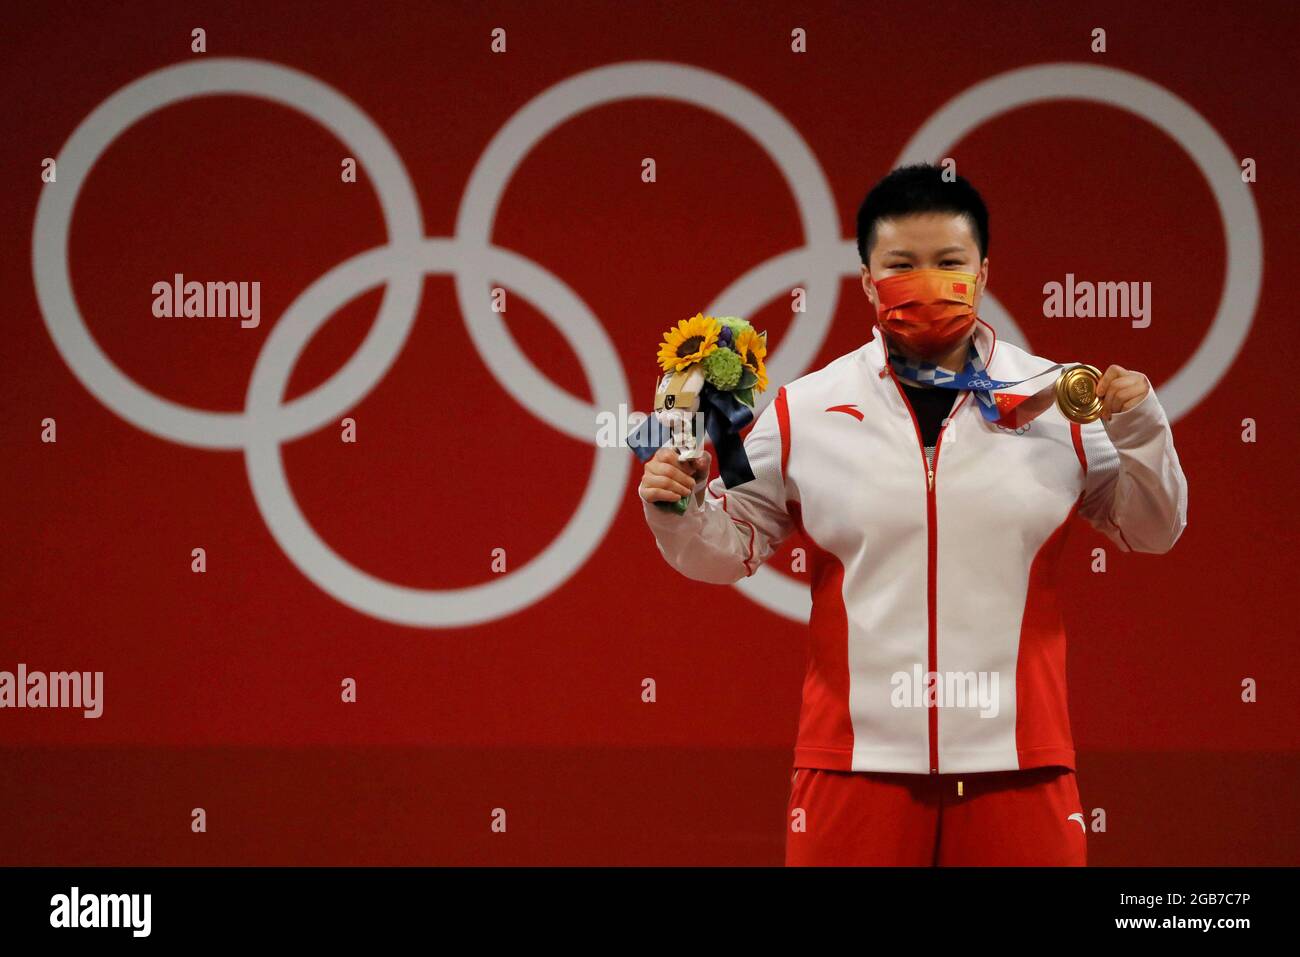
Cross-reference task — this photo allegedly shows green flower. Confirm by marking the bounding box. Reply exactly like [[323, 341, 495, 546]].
[[715, 316, 753, 337], [701, 345, 743, 390]]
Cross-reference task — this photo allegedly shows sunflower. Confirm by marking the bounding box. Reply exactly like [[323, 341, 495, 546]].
[[657, 313, 721, 373], [734, 326, 769, 393]]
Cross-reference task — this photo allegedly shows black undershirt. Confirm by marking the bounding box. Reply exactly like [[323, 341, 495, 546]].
[[900, 380, 958, 451]]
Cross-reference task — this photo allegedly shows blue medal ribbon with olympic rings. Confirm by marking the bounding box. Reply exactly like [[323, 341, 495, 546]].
[[888, 342, 1064, 424]]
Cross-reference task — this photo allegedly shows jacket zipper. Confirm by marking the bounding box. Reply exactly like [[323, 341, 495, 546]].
[[886, 371, 971, 774]]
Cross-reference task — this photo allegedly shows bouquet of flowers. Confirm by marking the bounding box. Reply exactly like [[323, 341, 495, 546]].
[[626, 312, 769, 513]]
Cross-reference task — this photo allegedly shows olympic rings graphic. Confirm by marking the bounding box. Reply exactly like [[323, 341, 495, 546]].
[[32, 58, 1260, 627]]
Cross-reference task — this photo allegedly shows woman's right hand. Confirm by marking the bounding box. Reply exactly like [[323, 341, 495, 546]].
[[638, 446, 711, 504]]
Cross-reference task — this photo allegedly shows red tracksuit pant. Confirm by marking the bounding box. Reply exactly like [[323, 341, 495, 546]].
[[785, 764, 1087, 866]]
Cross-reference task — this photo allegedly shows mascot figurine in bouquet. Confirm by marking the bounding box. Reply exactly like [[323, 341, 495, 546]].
[[627, 313, 768, 513]]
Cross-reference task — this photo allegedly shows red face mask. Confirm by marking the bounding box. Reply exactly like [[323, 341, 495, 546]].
[[872, 269, 979, 360]]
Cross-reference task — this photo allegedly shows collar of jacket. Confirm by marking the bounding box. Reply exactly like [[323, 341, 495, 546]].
[[863, 317, 999, 420]]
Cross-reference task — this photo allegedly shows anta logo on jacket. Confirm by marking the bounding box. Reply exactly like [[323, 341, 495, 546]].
[[642, 318, 1188, 775]]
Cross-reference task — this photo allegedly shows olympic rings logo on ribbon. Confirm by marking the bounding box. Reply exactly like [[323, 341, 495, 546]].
[[32, 58, 1260, 627]]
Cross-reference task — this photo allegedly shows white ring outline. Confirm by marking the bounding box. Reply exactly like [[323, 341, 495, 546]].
[[453, 60, 843, 428], [244, 240, 630, 627], [32, 58, 425, 449], [897, 62, 1261, 423]]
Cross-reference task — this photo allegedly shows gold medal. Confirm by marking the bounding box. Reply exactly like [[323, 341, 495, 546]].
[[1055, 364, 1104, 423]]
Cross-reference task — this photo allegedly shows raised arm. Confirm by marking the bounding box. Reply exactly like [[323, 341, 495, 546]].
[[1077, 381, 1188, 554]]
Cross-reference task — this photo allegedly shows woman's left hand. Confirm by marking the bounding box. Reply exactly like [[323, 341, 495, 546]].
[[1094, 365, 1150, 422]]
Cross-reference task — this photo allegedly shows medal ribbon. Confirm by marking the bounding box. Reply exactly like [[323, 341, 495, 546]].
[[888, 342, 1064, 425]]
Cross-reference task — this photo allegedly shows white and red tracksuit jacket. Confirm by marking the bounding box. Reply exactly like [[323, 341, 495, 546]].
[[642, 318, 1188, 775]]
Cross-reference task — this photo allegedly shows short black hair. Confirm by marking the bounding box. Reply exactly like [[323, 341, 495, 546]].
[[855, 163, 990, 265]]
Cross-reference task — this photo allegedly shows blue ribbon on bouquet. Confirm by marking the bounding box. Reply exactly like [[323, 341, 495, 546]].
[[888, 342, 1063, 423], [625, 385, 757, 488]]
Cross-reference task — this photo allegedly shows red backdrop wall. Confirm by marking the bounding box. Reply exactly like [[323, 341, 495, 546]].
[[2, 0, 1297, 864]]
